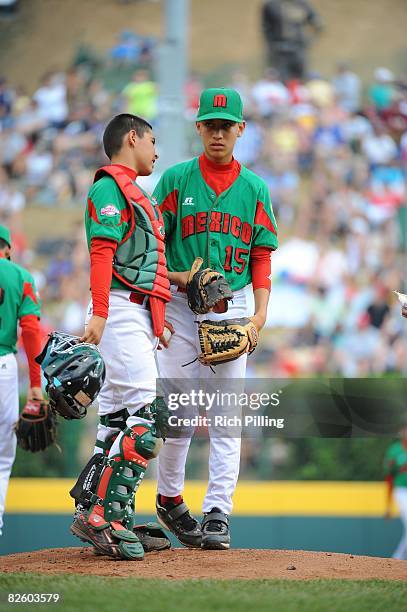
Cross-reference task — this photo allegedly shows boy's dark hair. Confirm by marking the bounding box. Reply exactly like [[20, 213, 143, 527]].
[[103, 114, 152, 159], [0, 238, 8, 249]]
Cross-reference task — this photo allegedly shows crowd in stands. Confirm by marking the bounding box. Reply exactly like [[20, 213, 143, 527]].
[[1, 43, 406, 387]]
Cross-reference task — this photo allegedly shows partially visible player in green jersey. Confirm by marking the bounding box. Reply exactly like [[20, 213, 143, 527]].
[[0, 224, 43, 536], [384, 422, 407, 559]]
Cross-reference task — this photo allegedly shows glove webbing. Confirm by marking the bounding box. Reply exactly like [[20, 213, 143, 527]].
[[201, 328, 246, 355]]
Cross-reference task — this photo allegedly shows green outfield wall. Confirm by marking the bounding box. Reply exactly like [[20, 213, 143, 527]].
[[1, 514, 403, 558], [1, 480, 403, 557]]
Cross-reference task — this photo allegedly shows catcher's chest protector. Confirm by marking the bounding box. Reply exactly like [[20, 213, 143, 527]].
[[94, 166, 170, 302]]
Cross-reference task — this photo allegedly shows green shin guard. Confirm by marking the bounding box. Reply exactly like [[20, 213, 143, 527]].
[[86, 422, 162, 560]]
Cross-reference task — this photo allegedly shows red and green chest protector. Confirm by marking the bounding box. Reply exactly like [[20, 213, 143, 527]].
[[94, 166, 171, 336]]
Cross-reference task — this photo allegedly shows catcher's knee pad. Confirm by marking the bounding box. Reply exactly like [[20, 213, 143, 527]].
[[88, 422, 162, 524], [124, 423, 163, 459]]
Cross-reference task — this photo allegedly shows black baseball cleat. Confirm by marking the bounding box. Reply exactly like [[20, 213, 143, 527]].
[[201, 508, 230, 550], [156, 495, 202, 548]]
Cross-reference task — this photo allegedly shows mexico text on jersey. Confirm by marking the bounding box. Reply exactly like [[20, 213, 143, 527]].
[[154, 158, 278, 292]]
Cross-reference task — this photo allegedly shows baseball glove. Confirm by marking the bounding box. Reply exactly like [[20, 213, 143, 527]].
[[15, 400, 57, 452], [197, 317, 259, 366], [186, 257, 233, 315], [133, 522, 171, 552]]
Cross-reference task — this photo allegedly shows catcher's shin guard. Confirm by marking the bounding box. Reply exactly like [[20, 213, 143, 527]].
[[70, 447, 171, 552], [71, 422, 162, 560]]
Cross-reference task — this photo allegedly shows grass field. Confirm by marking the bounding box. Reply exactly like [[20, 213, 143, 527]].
[[0, 575, 406, 612]]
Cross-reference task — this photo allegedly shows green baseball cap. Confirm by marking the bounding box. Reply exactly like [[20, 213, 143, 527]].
[[196, 88, 244, 123], [0, 224, 11, 247]]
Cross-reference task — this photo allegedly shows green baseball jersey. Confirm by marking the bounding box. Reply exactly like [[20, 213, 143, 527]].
[[153, 158, 278, 291], [384, 440, 407, 487], [0, 258, 41, 356]]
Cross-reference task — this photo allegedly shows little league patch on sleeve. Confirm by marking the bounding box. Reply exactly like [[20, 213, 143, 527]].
[[100, 204, 120, 217]]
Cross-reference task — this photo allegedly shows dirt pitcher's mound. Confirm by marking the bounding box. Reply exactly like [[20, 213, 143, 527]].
[[1, 548, 406, 580]]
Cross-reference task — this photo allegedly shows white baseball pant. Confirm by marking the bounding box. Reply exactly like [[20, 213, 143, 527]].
[[157, 285, 250, 515], [393, 487, 407, 559], [0, 353, 19, 536], [85, 289, 160, 456]]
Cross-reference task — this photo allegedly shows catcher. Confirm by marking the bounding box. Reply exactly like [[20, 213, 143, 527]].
[[66, 113, 172, 561], [153, 88, 278, 550], [37, 331, 171, 554], [0, 224, 51, 536]]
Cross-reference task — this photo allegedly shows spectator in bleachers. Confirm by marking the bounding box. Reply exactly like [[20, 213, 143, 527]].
[[121, 68, 157, 121], [369, 68, 395, 113], [33, 72, 68, 129], [0, 51, 404, 386], [332, 62, 361, 113], [252, 68, 290, 117]]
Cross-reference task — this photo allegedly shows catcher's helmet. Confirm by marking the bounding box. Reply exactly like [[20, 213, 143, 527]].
[[36, 332, 106, 419]]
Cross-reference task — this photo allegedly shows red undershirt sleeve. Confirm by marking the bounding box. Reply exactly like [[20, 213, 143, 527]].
[[20, 314, 42, 388], [90, 237, 118, 319], [250, 246, 272, 291]]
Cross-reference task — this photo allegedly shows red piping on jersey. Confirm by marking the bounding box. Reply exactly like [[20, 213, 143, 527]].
[[160, 189, 179, 216], [87, 198, 131, 226], [254, 201, 277, 235], [22, 281, 38, 305], [87, 198, 100, 224], [20, 314, 42, 388], [199, 153, 241, 196]]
